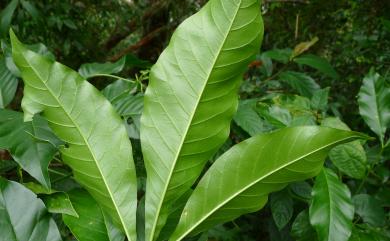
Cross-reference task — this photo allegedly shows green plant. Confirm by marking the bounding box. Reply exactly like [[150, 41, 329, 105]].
[[0, 0, 372, 241]]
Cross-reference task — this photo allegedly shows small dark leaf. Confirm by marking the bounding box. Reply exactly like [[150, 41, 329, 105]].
[[270, 189, 294, 230], [353, 194, 386, 227]]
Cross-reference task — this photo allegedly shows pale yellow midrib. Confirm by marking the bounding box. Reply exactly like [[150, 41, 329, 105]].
[[19, 50, 133, 240], [174, 135, 358, 240], [147, 1, 243, 241]]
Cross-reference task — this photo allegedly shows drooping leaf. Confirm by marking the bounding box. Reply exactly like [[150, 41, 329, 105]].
[[79, 57, 126, 79], [279, 71, 320, 97], [353, 194, 386, 227], [294, 54, 339, 79], [270, 189, 294, 230], [322, 117, 367, 179], [0, 109, 62, 189], [0, 178, 62, 241], [11, 31, 137, 240], [63, 189, 124, 241], [24, 182, 78, 217], [311, 88, 330, 111], [170, 127, 365, 240], [233, 99, 269, 136], [291, 210, 317, 241], [309, 168, 354, 241], [0, 0, 19, 37], [140, 0, 264, 240], [358, 70, 390, 146], [0, 56, 18, 108]]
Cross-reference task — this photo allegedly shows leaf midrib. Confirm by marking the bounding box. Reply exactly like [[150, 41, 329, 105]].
[[148, 1, 243, 240], [18, 49, 132, 240], [174, 135, 358, 239]]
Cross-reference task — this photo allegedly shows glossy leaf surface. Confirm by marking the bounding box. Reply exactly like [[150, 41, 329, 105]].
[[171, 126, 364, 240], [0, 178, 62, 241], [11, 31, 137, 240], [140, 0, 264, 239], [291, 210, 317, 241], [0, 109, 62, 189], [358, 70, 390, 146], [309, 168, 354, 241]]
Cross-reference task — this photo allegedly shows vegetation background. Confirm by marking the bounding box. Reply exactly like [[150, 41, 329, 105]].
[[0, 0, 389, 240]]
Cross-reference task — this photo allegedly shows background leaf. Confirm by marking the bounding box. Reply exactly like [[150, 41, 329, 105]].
[[358, 70, 390, 146], [279, 71, 320, 97], [0, 0, 19, 37], [0, 56, 18, 108], [309, 168, 354, 241], [294, 54, 339, 79], [270, 189, 294, 230], [63, 189, 124, 241], [0, 109, 62, 189], [322, 117, 367, 179], [78, 57, 126, 79], [233, 99, 268, 136], [353, 194, 386, 227], [291, 210, 317, 241], [0, 178, 62, 241]]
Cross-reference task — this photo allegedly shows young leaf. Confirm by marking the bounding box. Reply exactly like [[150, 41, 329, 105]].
[[358, 70, 390, 146], [294, 54, 339, 79], [10, 31, 137, 240], [0, 109, 62, 189], [0, 56, 18, 107], [279, 71, 320, 97], [270, 189, 294, 230], [140, 0, 264, 240], [170, 126, 365, 240], [63, 189, 124, 241], [353, 194, 386, 227], [79, 57, 126, 79], [322, 117, 367, 179], [309, 168, 354, 241], [0, 178, 62, 241]]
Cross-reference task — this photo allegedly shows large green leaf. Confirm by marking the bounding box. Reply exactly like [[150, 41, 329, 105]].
[[358, 70, 390, 146], [309, 168, 354, 241], [140, 0, 264, 240], [0, 55, 18, 108], [0, 178, 62, 241], [10, 31, 137, 240], [0, 109, 62, 190], [170, 126, 365, 240], [63, 189, 125, 241]]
